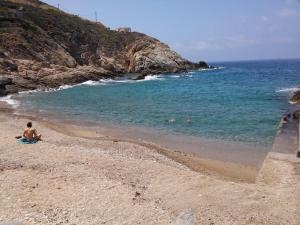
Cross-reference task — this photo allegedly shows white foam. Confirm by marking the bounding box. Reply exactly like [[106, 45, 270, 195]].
[[59, 84, 73, 90], [288, 100, 298, 104], [81, 80, 103, 86], [276, 87, 300, 93], [199, 67, 224, 71], [98, 78, 140, 84], [99, 78, 115, 83], [19, 89, 39, 94], [16, 75, 168, 96], [19, 84, 74, 95], [143, 74, 165, 81], [98, 75, 166, 83], [183, 73, 193, 78], [0, 95, 19, 108], [47, 84, 73, 92]]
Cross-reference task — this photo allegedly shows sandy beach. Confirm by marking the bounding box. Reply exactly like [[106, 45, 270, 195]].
[[1, 1, 299, 224], [0, 105, 300, 225]]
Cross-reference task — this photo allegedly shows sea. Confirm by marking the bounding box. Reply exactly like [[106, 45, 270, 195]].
[[3, 59, 300, 149]]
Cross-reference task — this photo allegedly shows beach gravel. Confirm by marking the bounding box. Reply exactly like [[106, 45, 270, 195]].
[[0, 114, 299, 225]]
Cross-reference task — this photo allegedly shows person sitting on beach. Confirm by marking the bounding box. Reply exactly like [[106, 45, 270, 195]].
[[23, 122, 42, 142]]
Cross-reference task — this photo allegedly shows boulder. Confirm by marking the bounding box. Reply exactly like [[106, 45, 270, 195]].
[[5, 85, 19, 94], [293, 110, 300, 120], [0, 89, 7, 96], [198, 61, 209, 68], [132, 74, 146, 80], [290, 90, 300, 104], [0, 77, 13, 87]]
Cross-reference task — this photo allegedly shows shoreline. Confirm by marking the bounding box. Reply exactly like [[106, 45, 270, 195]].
[[0, 101, 260, 182], [38, 113, 271, 166], [1, 89, 299, 183], [41, 119, 260, 182], [1, 92, 272, 165], [0, 68, 210, 98], [1, 102, 300, 225], [0, 68, 219, 98]]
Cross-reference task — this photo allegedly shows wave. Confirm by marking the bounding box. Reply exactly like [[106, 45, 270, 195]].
[[169, 75, 180, 78], [183, 73, 194, 78], [83, 75, 165, 85], [199, 67, 225, 71], [15, 74, 169, 96], [143, 74, 165, 81], [0, 95, 19, 108], [46, 85, 73, 92], [19, 90, 39, 94], [81, 80, 105, 86], [276, 87, 300, 93], [19, 84, 73, 94], [101, 78, 137, 83], [188, 71, 196, 74]]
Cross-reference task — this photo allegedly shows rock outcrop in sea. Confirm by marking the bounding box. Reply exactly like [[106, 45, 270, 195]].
[[291, 90, 300, 104], [0, 0, 208, 96]]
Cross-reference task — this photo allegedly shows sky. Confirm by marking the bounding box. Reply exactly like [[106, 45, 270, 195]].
[[42, 0, 300, 62]]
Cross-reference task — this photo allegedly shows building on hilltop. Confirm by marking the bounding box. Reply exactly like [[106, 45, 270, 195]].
[[116, 27, 131, 33]]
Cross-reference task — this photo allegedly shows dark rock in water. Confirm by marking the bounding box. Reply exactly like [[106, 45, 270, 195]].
[[133, 74, 146, 80], [5, 84, 19, 94], [290, 90, 300, 104], [0, 89, 7, 96], [0, 76, 14, 96], [0, 0, 209, 95], [293, 110, 300, 120], [0, 77, 13, 87], [197, 61, 209, 68]]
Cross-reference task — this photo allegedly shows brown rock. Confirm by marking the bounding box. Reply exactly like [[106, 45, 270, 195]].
[[290, 90, 300, 104]]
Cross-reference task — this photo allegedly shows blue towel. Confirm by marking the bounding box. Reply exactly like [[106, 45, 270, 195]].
[[18, 138, 38, 144]]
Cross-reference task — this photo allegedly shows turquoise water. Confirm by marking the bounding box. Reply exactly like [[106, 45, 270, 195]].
[[17, 59, 300, 145]]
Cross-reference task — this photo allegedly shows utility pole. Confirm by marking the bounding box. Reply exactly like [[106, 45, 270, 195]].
[[57, 3, 60, 10], [95, 11, 98, 23]]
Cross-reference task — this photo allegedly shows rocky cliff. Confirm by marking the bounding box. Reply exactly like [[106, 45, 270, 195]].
[[0, 0, 206, 96]]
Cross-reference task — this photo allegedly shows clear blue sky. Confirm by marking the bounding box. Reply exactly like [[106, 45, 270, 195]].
[[43, 0, 300, 62]]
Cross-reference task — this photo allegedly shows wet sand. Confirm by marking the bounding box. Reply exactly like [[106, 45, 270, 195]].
[[74, 121, 271, 166], [13, 101, 271, 165], [3, 101, 265, 182], [42, 120, 260, 182]]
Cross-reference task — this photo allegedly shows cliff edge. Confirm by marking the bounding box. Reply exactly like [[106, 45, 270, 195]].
[[0, 0, 206, 95]]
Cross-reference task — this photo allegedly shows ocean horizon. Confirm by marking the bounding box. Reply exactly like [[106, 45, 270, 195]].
[[3, 58, 300, 147]]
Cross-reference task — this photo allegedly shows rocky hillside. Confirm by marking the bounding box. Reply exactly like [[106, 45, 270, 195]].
[[0, 0, 206, 96]]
